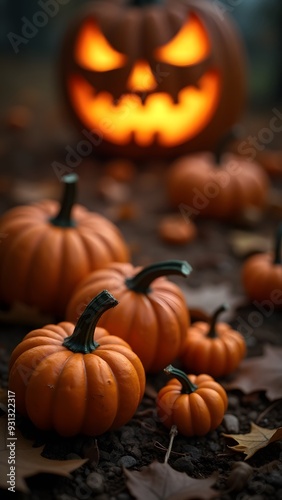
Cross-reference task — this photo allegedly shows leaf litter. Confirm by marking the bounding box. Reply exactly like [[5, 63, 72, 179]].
[[0, 416, 87, 492]]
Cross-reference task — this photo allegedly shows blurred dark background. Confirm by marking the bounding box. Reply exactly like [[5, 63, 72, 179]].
[[1, 0, 282, 111]]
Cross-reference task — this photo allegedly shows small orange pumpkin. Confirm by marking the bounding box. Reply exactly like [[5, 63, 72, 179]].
[[156, 365, 228, 436], [179, 304, 246, 378], [8, 290, 145, 437], [0, 174, 129, 317], [166, 152, 269, 220], [241, 223, 282, 306], [66, 260, 191, 373]]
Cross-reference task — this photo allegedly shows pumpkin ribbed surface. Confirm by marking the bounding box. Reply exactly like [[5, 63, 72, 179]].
[[157, 370, 228, 436], [167, 153, 269, 219], [66, 261, 190, 373], [9, 321, 145, 437], [180, 321, 246, 378], [0, 200, 129, 316]]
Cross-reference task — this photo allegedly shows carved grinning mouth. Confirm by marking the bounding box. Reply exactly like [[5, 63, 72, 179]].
[[68, 70, 220, 147]]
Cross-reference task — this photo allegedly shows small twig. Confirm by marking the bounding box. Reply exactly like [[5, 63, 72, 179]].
[[256, 399, 282, 424], [164, 425, 178, 464], [154, 440, 186, 457]]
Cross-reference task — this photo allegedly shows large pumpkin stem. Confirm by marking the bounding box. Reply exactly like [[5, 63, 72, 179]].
[[125, 260, 192, 294], [164, 365, 198, 394], [207, 304, 229, 338], [274, 223, 282, 265], [63, 290, 118, 353], [49, 173, 78, 228]]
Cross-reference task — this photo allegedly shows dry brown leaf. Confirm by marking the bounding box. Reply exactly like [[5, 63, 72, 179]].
[[183, 283, 244, 323], [124, 461, 219, 500], [228, 230, 271, 258], [225, 462, 253, 492], [223, 344, 282, 401], [222, 422, 282, 460], [0, 417, 87, 492]]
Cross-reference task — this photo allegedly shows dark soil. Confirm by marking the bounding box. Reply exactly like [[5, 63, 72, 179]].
[[0, 65, 282, 499]]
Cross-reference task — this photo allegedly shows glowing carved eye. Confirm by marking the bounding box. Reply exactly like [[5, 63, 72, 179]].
[[154, 13, 210, 66], [75, 19, 127, 71]]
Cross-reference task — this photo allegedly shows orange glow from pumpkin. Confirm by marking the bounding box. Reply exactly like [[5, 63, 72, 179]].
[[68, 70, 220, 147], [127, 60, 157, 92], [155, 13, 210, 66], [75, 19, 126, 71]]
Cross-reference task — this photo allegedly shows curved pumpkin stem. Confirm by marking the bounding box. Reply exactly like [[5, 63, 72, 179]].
[[274, 223, 282, 265], [164, 365, 198, 394], [207, 304, 229, 338], [49, 173, 78, 228], [125, 260, 192, 294], [63, 290, 118, 353]]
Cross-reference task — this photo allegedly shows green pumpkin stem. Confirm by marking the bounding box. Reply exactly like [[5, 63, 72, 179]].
[[274, 223, 282, 265], [125, 260, 192, 294], [207, 304, 229, 338], [63, 290, 118, 354], [164, 365, 198, 394], [49, 174, 78, 228]]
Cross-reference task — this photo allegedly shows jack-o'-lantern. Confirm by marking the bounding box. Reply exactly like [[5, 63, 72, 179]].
[[60, 0, 246, 159]]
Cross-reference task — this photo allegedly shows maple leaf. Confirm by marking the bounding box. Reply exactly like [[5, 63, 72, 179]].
[[222, 422, 282, 460], [0, 417, 88, 492], [223, 344, 282, 401], [124, 461, 219, 500]]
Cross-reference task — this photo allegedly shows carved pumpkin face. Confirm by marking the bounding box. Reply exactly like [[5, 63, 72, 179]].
[[61, 0, 246, 158]]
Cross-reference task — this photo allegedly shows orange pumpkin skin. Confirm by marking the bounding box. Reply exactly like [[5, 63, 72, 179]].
[[156, 367, 228, 436], [180, 309, 246, 378], [9, 292, 145, 437], [0, 176, 129, 317], [241, 225, 282, 305], [242, 255, 282, 304], [60, 0, 246, 159], [167, 153, 269, 219], [66, 261, 191, 373]]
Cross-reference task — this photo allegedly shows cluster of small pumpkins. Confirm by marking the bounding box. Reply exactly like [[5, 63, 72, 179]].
[[1, 173, 279, 440], [166, 151, 270, 221]]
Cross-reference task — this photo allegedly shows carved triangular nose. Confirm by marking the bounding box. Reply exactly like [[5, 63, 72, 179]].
[[127, 60, 157, 92]]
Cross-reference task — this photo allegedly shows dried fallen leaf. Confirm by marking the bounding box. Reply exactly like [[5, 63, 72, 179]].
[[124, 461, 219, 500], [225, 461, 253, 492], [222, 422, 282, 460], [183, 283, 244, 323], [223, 344, 282, 401], [0, 417, 87, 492], [228, 230, 271, 258]]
